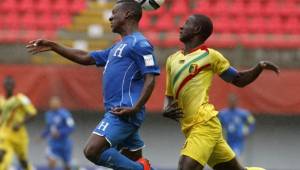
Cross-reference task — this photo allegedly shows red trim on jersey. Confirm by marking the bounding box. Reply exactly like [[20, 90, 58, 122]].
[[189, 45, 208, 53], [175, 64, 211, 99]]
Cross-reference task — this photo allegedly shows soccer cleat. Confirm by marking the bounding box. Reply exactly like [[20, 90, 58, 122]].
[[137, 158, 151, 170]]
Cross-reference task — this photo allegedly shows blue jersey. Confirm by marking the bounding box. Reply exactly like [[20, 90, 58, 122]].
[[219, 107, 255, 142], [42, 108, 75, 148], [90, 32, 160, 126]]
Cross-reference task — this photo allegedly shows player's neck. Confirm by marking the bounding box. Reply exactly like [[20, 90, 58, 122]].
[[183, 40, 205, 55], [5, 92, 13, 99], [120, 23, 139, 38]]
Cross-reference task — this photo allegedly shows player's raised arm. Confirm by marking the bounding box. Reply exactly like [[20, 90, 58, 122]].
[[26, 39, 95, 65], [220, 61, 279, 87]]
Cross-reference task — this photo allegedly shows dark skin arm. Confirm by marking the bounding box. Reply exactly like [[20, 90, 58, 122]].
[[111, 74, 156, 116], [26, 39, 95, 65], [162, 61, 279, 121], [232, 61, 279, 87], [13, 114, 36, 131]]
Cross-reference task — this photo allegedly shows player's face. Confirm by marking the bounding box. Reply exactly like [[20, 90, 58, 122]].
[[109, 4, 126, 33], [3, 78, 15, 94], [179, 16, 197, 42]]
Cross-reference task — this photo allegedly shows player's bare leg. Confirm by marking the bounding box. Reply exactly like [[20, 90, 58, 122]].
[[213, 158, 244, 170], [19, 159, 31, 170], [121, 148, 142, 161], [47, 156, 57, 170], [83, 134, 110, 164], [178, 155, 204, 170]]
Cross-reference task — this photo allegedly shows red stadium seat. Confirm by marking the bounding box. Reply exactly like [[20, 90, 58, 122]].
[[169, 0, 189, 16], [1, 0, 17, 13], [263, 1, 279, 17], [36, 12, 56, 30], [212, 1, 229, 16], [192, 1, 211, 16], [19, 0, 34, 12], [20, 12, 37, 29], [154, 13, 176, 32], [228, 1, 245, 17], [248, 17, 265, 33], [70, 0, 85, 14], [231, 16, 248, 34], [245, 1, 262, 17], [265, 16, 282, 34], [36, 0, 51, 13], [4, 12, 19, 30], [55, 12, 71, 28], [139, 14, 151, 31], [283, 17, 299, 34]]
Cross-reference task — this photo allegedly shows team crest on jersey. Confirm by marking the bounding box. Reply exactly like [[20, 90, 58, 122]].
[[189, 63, 199, 74]]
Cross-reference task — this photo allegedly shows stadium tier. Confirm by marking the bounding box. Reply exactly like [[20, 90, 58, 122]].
[[0, 0, 299, 48]]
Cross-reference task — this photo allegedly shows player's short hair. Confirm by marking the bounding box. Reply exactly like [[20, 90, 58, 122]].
[[117, 0, 142, 22], [193, 14, 213, 41]]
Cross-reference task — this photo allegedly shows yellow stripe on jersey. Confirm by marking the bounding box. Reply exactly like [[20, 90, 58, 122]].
[[165, 47, 230, 133]]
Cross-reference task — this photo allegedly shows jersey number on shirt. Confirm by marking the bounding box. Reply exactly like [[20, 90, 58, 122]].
[[113, 44, 127, 58]]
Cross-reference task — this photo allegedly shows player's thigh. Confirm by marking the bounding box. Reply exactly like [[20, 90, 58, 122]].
[[0, 145, 14, 170], [91, 113, 139, 148], [208, 137, 239, 169], [178, 155, 204, 170], [181, 118, 222, 166], [13, 137, 29, 161]]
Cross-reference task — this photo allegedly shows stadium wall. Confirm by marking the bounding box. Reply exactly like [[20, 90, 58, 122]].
[[26, 113, 300, 170], [0, 65, 300, 114]]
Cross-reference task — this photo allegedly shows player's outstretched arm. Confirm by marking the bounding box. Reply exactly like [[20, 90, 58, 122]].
[[222, 61, 279, 87], [26, 39, 95, 65]]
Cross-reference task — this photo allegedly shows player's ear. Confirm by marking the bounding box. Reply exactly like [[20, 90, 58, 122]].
[[194, 25, 202, 35], [124, 10, 134, 19]]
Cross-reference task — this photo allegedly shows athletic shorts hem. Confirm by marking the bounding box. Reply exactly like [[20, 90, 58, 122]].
[[92, 132, 113, 147], [181, 151, 206, 166]]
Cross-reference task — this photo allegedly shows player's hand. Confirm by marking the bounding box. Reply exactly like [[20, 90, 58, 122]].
[[26, 39, 53, 55], [259, 61, 280, 75], [163, 101, 183, 122], [12, 123, 21, 132], [51, 130, 60, 139], [111, 107, 138, 116]]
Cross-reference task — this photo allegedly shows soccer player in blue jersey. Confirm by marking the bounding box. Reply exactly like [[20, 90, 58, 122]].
[[219, 94, 255, 156], [41, 96, 75, 170], [26, 0, 160, 169]]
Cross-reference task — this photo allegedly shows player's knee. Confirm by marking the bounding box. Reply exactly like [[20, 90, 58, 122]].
[[83, 144, 101, 163]]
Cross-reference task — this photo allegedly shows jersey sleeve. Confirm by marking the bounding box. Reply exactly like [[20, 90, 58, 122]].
[[89, 47, 112, 67], [18, 94, 37, 116], [210, 49, 231, 75], [132, 40, 160, 75], [165, 57, 173, 96]]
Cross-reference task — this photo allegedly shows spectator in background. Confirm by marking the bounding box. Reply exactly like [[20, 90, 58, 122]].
[[219, 93, 256, 156], [41, 96, 75, 170]]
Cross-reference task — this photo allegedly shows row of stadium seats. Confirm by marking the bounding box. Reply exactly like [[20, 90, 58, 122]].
[[145, 32, 300, 49], [0, 30, 55, 43], [140, 13, 300, 34], [147, 0, 300, 17], [0, 0, 85, 14], [0, 12, 72, 30]]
